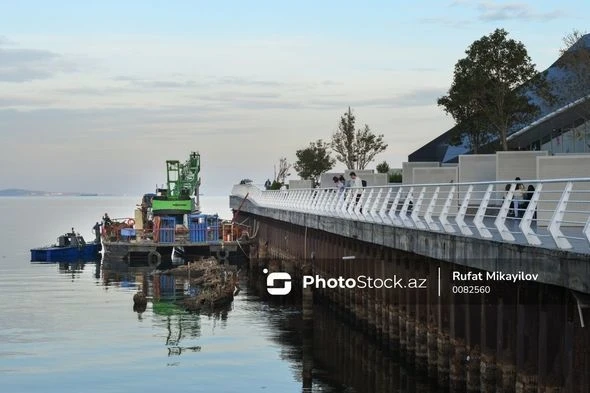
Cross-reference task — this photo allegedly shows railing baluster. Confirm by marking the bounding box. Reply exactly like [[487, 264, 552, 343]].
[[400, 187, 414, 227], [456, 185, 473, 236], [411, 187, 427, 229], [439, 186, 456, 233], [388, 187, 403, 226], [474, 184, 493, 238], [378, 188, 393, 224], [494, 184, 516, 242], [519, 183, 542, 246], [424, 186, 440, 231], [549, 182, 573, 249]]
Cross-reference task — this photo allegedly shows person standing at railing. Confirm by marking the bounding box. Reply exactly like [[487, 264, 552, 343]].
[[513, 177, 526, 218], [333, 176, 345, 193]]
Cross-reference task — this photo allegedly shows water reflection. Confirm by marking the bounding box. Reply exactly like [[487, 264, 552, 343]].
[[31, 255, 101, 281], [101, 263, 235, 360], [248, 273, 438, 393]]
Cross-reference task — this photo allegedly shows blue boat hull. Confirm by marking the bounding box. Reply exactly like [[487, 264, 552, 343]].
[[31, 243, 100, 262]]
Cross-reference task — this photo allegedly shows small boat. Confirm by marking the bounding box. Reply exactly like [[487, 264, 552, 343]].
[[31, 231, 101, 262]]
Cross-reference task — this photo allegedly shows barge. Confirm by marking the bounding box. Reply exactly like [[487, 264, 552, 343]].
[[101, 152, 251, 268]]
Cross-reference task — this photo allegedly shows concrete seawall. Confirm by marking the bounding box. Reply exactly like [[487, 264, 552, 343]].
[[230, 196, 590, 294]]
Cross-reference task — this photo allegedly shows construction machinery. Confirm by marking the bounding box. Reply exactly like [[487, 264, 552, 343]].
[[151, 152, 201, 216]]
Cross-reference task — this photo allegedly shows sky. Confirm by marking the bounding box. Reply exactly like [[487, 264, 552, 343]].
[[0, 0, 587, 196]]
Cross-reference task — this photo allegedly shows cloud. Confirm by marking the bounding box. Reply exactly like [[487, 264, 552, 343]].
[[428, 2, 564, 26], [111, 75, 284, 91], [449, 1, 565, 22], [0, 96, 55, 108], [0, 42, 76, 82], [216, 76, 283, 87], [0, 36, 15, 46], [308, 88, 445, 109], [476, 2, 564, 21]]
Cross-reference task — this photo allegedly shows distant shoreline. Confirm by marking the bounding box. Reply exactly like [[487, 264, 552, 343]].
[[0, 189, 117, 197]]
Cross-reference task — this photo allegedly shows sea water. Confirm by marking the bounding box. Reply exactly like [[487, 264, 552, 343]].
[[0, 197, 432, 393]]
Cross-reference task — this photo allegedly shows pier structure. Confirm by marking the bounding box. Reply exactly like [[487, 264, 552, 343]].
[[231, 178, 590, 392]]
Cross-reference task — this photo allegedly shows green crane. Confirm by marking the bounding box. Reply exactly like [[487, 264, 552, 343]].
[[152, 152, 201, 215]]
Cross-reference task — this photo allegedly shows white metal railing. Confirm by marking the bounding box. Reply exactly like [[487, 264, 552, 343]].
[[231, 178, 590, 252]]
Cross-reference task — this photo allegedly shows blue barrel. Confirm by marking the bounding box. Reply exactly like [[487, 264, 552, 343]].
[[159, 216, 176, 243], [189, 214, 207, 243], [206, 215, 219, 241]]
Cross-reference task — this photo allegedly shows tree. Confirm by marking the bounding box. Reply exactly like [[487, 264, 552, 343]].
[[438, 28, 549, 151], [438, 75, 496, 153], [331, 107, 387, 169], [389, 172, 402, 183], [294, 139, 335, 186], [274, 157, 291, 185], [376, 161, 390, 174]]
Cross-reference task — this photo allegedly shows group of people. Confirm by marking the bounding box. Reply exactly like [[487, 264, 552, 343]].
[[505, 177, 536, 219], [332, 172, 365, 210]]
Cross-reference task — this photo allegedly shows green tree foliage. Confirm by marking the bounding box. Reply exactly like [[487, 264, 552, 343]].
[[438, 28, 550, 151], [376, 161, 390, 174], [389, 173, 402, 183], [270, 181, 284, 190], [294, 140, 336, 186], [331, 107, 387, 169], [438, 80, 495, 153]]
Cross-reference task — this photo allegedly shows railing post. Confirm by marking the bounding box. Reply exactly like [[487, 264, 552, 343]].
[[411, 187, 427, 230], [424, 186, 440, 231], [388, 187, 403, 226], [400, 187, 414, 227], [519, 183, 542, 246], [378, 188, 393, 224], [455, 185, 473, 236], [342, 190, 355, 219], [474, 184, 493, 238], [584, 212, 590, 247], [548, 182, 573, 249], [369, 188, 383, 222], [494, 184, 516, 242], [354, 188, 370, 219], [439, 186, 456, 233]]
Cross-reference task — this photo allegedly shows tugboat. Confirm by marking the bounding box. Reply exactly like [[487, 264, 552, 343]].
[[30, 228, 101, 262]]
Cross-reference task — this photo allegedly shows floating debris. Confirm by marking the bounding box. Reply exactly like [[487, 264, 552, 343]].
[[162, 258, 240, 312], [133, 289, 148, 313]]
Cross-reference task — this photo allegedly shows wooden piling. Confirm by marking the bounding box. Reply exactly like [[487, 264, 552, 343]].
[[437, 332, 451, 388], [466, 346, 481, 393], [450, 338, 467, 392]]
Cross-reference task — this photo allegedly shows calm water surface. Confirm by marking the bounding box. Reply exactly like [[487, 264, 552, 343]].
[[0, 197, 432, 393]]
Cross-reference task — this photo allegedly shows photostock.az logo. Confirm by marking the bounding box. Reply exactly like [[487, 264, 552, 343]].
[[264, 268, 292, 295]]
